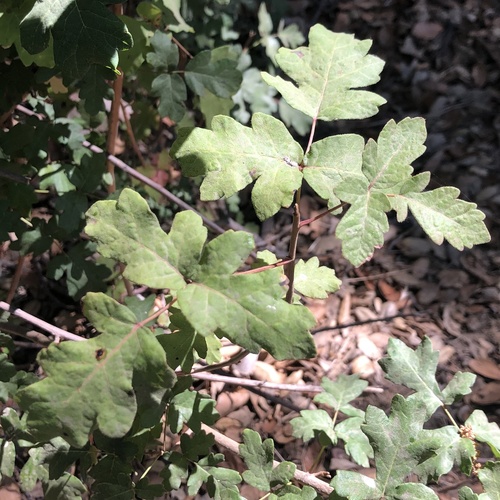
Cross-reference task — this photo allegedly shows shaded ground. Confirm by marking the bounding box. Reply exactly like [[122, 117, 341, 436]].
[[1, 0, 499, 498], [204, 1, 500, 498]]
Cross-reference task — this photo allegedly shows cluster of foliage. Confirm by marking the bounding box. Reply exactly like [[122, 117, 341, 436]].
[[0, 0, 498, 498]]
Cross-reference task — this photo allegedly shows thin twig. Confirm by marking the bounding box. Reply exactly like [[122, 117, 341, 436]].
[[0, 301, 85, 342], [285, 200, 301, 303], [200, 423, 334, 497], [188, 349, 250, 374], [15, 104, 228, 236], [6, 254, 26, 304], [311, 311, 425, 334], [190, 371, 383, 393], [120, 100, 146, 167], [299, 202, 346, 227], [82, 140, 226, 235]]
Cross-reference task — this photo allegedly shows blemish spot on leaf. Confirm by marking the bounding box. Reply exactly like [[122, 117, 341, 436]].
[[95, 348, 106, 361]]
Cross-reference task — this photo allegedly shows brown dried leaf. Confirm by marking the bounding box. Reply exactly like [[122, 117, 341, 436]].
[[469, 358, 500, 381]]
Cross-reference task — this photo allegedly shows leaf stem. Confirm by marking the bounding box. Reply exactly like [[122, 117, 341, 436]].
[[442, 404, 459, 430], [305, 116, 318, 156], [285, 195, 301, 303], [105, 5, 124, 196], [200, 423, 334, 497], [299, 202, 347, 228], [0, 301, 85, 342], [234, 258, 293, 275]]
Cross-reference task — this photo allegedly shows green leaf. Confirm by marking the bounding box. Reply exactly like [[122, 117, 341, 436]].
[[151, 73, 187, 122], [17, 293, 176, 447], [379, 337, 475, 417], [293, 257, 341, 298], [240, 429, 296, 491], [167, 388, 218, 433], [390, 187, 491, 250], [410, 426, 475, 483], [146, 32, 186, 121], [86, 189, 316, 360], [335, 189, 390, 267], [257, 2, 273, 37], [262, 24, 386, 121], [362, 395, 428, 492], [0, 439, 15, 478], [335, 417, 373, 468], [477, 461, 500, 500], [147, 31, 179, 71], [20, 0, 133, 82], [314, 374, 368, 414], [158, 0, 193, 33], [85, 188, 195, 290], [180, 431, 215, 460], [335, 117, 427, 266], [185, 46, 242, 98], [46, 242, 110, 300], [79, 65, 115, 115], [291, 409, 337, 445], [270, 484, 319, 499], [187, 454, 242, 499], [277, 21, 306, 48], [466, 410, 500, 458], [199, 90, 235, 128], [171, 113, 304, 220], [331, 470, 380, 500], [303, 134, 365, 208]]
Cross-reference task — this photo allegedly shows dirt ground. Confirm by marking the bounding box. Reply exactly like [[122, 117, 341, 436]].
[[1, 1, 499, 498], [206, 1, 500, 498]]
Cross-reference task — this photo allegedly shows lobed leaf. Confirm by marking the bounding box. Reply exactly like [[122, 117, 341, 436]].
[[262, 24, 386, 121], [86, 189, 316, 360], [294, 257, 341, 298], [291, 409, 337, 444], [303, 134, 365, 208], [17, 293, 175, 448], [171, 113, 304, 220], [391, 187, 491, 250], [185, 46, 242, 98], [20, 0, 132, 108], [380, 337, 475, 418], [240, 429, 296, 491], [465, 410, 500, 457], [314, 374, 368, 414]]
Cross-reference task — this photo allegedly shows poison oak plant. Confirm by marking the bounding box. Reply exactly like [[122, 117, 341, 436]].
[[0, 1, 498, 498]]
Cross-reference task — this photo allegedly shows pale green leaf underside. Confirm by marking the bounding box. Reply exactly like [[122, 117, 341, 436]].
[[294, 257, 341, 298], [171, 113, 304, 220], [85, 189, 316, 360], [333, 117, 489, 266], [17, 293, 174, 448], [303, 134, 365, 208], [262, 24, 386, 121], [391, 188, 490, 250], [85, 189, 194, 290]]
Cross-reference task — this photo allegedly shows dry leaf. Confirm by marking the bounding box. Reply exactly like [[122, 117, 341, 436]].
[[469, 358, 500, 381]]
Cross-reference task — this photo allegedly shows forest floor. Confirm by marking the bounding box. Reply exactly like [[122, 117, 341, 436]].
[[1, 1, 499, 499], [203, 1, 500, 498]]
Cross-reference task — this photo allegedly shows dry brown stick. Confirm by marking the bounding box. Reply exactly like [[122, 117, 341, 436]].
[[105, 2, 124, 193], [191, 371, 383, 393], [82, 140, 226, 235], [14, 104, 227, 237], [120, 100, 146, 167], [0, 301, 85, 342], [200, 423, 334, 497], [6, 254, 27, 304]]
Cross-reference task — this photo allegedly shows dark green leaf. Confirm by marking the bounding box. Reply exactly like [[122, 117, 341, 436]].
[[17, 293, 175, 447]]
